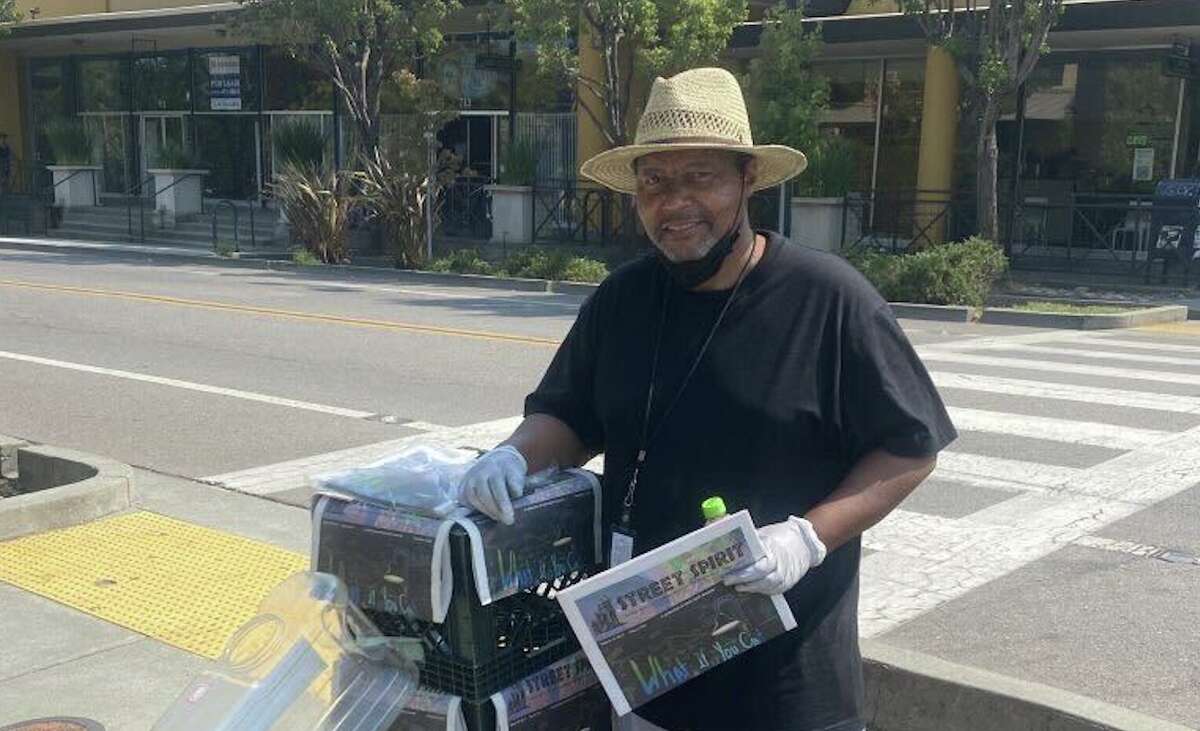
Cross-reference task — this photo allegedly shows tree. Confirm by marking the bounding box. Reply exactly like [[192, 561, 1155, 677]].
[[1, 0, 21, 35], [509, 0, 749, 148], [234, 0, 457, 162], [896, 0, 1064, 243], [744, 6, 828, 191]]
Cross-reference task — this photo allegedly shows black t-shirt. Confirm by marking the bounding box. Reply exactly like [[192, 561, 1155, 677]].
[[525, 232, 957, 731]]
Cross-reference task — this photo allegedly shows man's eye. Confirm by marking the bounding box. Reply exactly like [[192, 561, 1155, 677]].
[[689, 172, 713, 182], [642, 175, 660, 187]]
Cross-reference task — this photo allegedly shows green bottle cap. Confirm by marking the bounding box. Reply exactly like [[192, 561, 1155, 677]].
[[701, 496, 727, 522]]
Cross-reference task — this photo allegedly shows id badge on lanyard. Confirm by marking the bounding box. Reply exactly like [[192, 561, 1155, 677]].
[[609, 524, 635, 567]]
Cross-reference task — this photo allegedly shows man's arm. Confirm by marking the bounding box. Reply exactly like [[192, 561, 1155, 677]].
[[804, 448, 937, 552], [502, 413, 596, 474]]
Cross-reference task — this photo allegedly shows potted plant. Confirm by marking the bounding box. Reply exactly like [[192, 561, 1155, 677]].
[[45, 119, 101, 209], [790, 135, 860, 252], [486, 137, 537, 245], [146, 141, 209, 228]]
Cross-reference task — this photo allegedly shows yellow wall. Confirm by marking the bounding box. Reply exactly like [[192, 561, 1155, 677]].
[[846, 0, 899, 14], [0, 53, 23, 158], [14, 0, 105, 19], [914, 45, 960, 243]]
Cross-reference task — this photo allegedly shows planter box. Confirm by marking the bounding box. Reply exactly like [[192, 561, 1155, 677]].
[[487, 184, 533, 245], [790, 195, 861, 252], [47, 165, 101, 209], [147, 168, 208, 228]]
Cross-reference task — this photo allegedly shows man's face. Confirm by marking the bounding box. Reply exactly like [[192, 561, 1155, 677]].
[[634, 149, 752, 262]]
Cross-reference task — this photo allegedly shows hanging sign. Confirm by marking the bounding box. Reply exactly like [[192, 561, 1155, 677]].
[[208, 55, 242, 111]]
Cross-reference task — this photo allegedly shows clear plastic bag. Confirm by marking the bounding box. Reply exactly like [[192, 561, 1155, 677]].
[[152, 572, 422, 731], [312, 444, 477, 517]]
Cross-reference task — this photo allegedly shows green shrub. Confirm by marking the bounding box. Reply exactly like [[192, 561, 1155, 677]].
[[796, 135, 857, 198], [274, 121, 326, 169], [500, 249, 570, 279], [848, 237, 1008, 308], [292, 248, 320, 266], [428, 248, 496, 275], [561, 256, 609, 283], [272, 163, 357, 264], [45, 119, 94, 165]]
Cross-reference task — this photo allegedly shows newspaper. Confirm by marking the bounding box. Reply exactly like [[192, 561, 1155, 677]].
[[393, 688, 466, 731], [555, 511, 796, 716], [491, 652, 612, 731]]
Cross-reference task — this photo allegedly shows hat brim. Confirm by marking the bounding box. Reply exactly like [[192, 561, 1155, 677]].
[[579, 142, 807, 195]]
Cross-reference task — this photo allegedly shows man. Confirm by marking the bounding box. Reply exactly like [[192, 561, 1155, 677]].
[[462, 68, 956, 731]]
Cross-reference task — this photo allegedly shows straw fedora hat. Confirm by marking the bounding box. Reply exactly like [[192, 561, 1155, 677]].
[[579, 67, 807, 195]]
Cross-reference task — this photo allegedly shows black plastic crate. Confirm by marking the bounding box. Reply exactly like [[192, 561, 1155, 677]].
[[365, 523, 597, 702]]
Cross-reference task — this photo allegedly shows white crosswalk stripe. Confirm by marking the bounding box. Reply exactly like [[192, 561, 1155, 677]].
[[945, 406, 1171, 449], [970, 343, 1200, 367], [1084, 335, 1200, 355], [920, 350, 1200, 386], [930, 371, 1200, 413]]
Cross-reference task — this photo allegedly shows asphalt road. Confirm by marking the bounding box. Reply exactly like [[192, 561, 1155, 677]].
[[1, 242, 1199, 728]]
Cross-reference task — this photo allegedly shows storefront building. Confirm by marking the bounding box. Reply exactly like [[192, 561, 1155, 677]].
[[2, 0, 1200, 259]]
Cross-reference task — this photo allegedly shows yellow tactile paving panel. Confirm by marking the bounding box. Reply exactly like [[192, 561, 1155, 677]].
[[1136, 321, 1200, 336], [0, 511, 307, 658]]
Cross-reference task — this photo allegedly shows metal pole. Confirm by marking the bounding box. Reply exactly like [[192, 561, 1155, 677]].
[[425, 128, 435, 262], [1006, 77, 1028, 258]]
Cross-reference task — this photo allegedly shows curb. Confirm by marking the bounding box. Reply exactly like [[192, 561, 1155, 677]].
[[862, 640, 1192, 731], [979, 304, 1188, 330], [888, 303, 974, 323], [0, 441, 134, 542], [0, 237, 603, 296]]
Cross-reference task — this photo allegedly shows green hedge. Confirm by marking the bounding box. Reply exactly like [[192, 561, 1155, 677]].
[[846, 237, 1008, 308], [425, 248, 610, 284]]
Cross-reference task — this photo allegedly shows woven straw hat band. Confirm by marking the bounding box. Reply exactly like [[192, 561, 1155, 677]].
[[635, 68, 753, 146]]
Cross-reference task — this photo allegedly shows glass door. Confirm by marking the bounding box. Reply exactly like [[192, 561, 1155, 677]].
[[193, 115, 261, 200]]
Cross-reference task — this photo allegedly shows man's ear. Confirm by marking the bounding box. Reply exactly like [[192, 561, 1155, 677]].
[[742, 156, 759, 190]]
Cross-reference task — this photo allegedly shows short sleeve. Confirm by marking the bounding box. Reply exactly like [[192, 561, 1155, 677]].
[[839, 303, 957, 461], [523, 292, 606, 450]]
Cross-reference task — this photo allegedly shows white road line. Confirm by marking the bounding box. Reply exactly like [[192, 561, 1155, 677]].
[[973, 343, 1200, 368], [920, 351, 1200, 387], [945, 406, 1171, 450], [1075, 336, 1200, 355], [860, 424, 1200, 638], [0, 349, 376, 419], [205, 416, 524, 493], [930, 371, 1200, 413], [935, 451, 1082, 489]]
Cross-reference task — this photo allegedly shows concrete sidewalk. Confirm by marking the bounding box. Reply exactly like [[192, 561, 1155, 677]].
[[0, 465, 1193, 731]]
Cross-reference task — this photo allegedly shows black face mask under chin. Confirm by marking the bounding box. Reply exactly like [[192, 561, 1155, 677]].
[[656, 226, 740, 289]]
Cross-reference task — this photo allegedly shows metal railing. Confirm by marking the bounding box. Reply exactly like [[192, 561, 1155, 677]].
[[210, 200, 264, 253]]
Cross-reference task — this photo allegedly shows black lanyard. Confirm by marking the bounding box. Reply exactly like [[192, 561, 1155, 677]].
[[619, 237, 758, 528]]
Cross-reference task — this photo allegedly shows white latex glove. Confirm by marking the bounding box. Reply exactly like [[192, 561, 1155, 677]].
[[460, 445, 527, 525], [723, 516, 827, 595]]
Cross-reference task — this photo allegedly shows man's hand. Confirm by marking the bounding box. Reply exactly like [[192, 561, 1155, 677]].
[[724, 516, 827, 595], [461, 445, 528, 525]]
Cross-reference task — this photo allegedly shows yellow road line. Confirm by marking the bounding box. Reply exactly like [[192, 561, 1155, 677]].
[[0, 511, 307, 658], [0, 278, 561, 347]]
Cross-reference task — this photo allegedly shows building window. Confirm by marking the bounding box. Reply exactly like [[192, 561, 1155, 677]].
[[816, 59, 880, 193], [1001, 51, 1181, 197], [876, 58, 925, 192]]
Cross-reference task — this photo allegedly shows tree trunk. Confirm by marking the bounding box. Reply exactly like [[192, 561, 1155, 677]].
[[975, 102, 1000, 244]]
